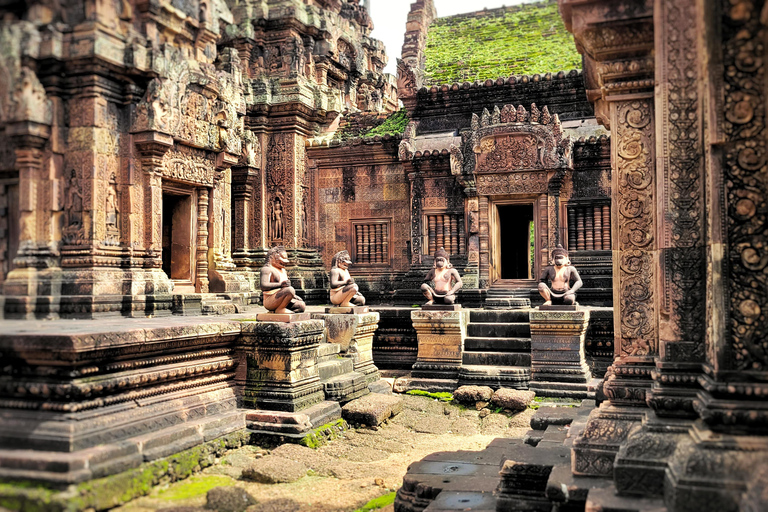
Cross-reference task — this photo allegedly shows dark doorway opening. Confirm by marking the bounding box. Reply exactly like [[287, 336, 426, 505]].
[[497, 204, 534, 279], [162, 192, 193, 281]]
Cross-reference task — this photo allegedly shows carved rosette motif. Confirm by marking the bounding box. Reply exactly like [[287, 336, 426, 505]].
[[721, 0, 768, 371], [615, 100, 657, 356]]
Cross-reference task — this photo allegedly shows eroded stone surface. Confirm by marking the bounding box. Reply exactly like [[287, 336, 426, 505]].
[[241, 455, 308, 484], [453, 386, 494, 405], [342, 393, 403, 426], [490, 389, 536, 412]]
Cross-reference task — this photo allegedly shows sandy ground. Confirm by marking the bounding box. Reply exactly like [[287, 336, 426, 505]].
[[114, 395, 536, 512]]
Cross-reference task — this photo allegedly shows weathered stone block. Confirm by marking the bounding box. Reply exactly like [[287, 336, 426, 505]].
[[453, 385, 494, 405], [341, 393, 403, 426], [490, 388, 535, 411]]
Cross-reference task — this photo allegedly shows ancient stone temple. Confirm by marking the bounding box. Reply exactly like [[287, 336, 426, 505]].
[[2, 0, 765, 509]]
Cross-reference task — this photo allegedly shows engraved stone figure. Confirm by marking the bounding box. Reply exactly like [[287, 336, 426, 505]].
[[330, 250, 365, 307], [270, 196, 283, 240], [260, 246, 306, 314], [538, 245, 582, 306], [65, 170, 82, 229], [106, 175, 119, 231], [421, 247, 463, 305]]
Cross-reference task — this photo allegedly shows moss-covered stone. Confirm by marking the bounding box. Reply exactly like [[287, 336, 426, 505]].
[[0, 430, 249, 512], [424, 1, 581, 85], [299, 418, 349, 449]]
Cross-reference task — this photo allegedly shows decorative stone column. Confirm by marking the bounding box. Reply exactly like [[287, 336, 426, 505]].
[[409, 307, 469, 391], [196, 188, 210, 293], [240, 319, 325, 412], [560, 0, 658, 479], [209, 153, 251, 296], [528, 307, 591, 398]]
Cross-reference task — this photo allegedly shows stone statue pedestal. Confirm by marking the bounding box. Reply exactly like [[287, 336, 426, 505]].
[[256, 312, 311, 323], [528, 307, 593, 398], [312, 311, 381, 385], [327, 306, 369, 314], [408, 308, 469, 392], [240, 319, 325, 412], [422, 304, 462, 311]]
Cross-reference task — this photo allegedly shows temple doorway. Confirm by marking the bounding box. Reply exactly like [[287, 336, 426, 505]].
[[491, 203, 535, 281], [162, 189, 195, 292]]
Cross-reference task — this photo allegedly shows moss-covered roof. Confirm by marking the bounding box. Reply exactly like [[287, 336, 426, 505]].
[[424, 1, 581, 85]]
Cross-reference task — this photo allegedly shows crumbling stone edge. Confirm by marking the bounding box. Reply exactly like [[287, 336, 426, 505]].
[[0, 430, 250, 512]]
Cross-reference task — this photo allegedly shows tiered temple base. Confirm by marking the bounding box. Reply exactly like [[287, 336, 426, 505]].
[[407, 306, 469, 392], [528, 306, 594, 398], [0, 317, 245, 484]]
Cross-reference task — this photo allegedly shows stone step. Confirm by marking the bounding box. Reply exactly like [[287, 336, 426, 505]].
[[469, 310, 531, 323], [323, 372, 369, 403], [317, 342, 341, 362], [317, 358, 355, 381], [201, 301, 238, 315], [467, 322, 531, 338], [457, 365, 530, 389], [484, 297, 531, 310], [464, 336, 531, 352], [462, 351, 531, 367]]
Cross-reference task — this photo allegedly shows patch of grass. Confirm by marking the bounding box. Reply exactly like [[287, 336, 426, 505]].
[[361, 109, 409, 138], [354, 491, 397, 512], [493, 407, 503, 414], [156, 475, 235, 501], [406, 390, 454, 402]]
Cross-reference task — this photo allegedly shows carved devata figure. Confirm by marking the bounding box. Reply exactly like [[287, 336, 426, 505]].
[[421, 247, 463, 305], [260, 246, 306, 314], [330, 250, 365, 307], [538, 245, 582, 306]]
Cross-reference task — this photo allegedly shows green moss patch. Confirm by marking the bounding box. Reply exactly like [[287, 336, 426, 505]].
[[424, 1, 581, 85], [361, 109, 409, 138], [406, 390, 454, 402], [0, 430, 249, 512], [156, 475, 235, 501], [299, 419, 349, 449], [354, 491, 397, 512]]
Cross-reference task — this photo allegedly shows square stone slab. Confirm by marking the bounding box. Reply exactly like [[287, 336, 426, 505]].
[[326, 306, 369, 314], [422, 304, 462, 311], [256, 312, 311, 322], [539, 305, 579, 311]]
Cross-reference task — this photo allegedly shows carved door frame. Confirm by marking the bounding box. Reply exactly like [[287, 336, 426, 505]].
[[161, 181, 199, 293], [487, 195, 542, 285]]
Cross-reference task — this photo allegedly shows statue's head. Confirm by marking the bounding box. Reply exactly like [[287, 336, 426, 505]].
[[434, 247, 451, 269], [332, 250, 351, 270], [551, 245, 570, 267], [267, 245, 289, 269]]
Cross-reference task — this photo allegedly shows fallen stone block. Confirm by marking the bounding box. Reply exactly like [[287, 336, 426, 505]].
[[453, 385, 494, 405], [205, 486, 257, 512], [242, 455, 308, 484], [490, 388, 535, 412], [342, 393, 403, 426]]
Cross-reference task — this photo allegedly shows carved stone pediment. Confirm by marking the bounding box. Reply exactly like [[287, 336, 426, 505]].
[[161, 145, 217, 186], [470, 104, 573, 173]]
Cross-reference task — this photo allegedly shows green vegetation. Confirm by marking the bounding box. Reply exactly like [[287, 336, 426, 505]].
[[354, 491, 397, 512], [299, 419, 348, 449], [406, 390, 454, 402], [361, 109, 409, 138], [156, 475, 235, 501], [424, 1, 581, 85], [0, 431, 249, 512]]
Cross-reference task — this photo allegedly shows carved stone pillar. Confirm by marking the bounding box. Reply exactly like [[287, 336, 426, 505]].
[[663, 1, 768, 510], [134, 131, 172, 268], [560, 0, 658, 479], [209, 152, 250, 295], [196, 188, 210, 294]]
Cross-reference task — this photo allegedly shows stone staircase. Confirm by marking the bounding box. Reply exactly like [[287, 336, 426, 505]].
[[201, 294, 240, 315], [316, 342, 369, 403], [485, 280, 535, 309], [458, 309, 532, 389]]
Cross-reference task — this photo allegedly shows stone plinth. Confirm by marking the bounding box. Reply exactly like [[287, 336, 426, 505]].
[[409, 308, 469, 391], [312, 311, 381, 385], [0, 316, 244, 484], [528, 307, 592, 398], [256, 312, 311, 323], [240, 320, 325, 412]]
